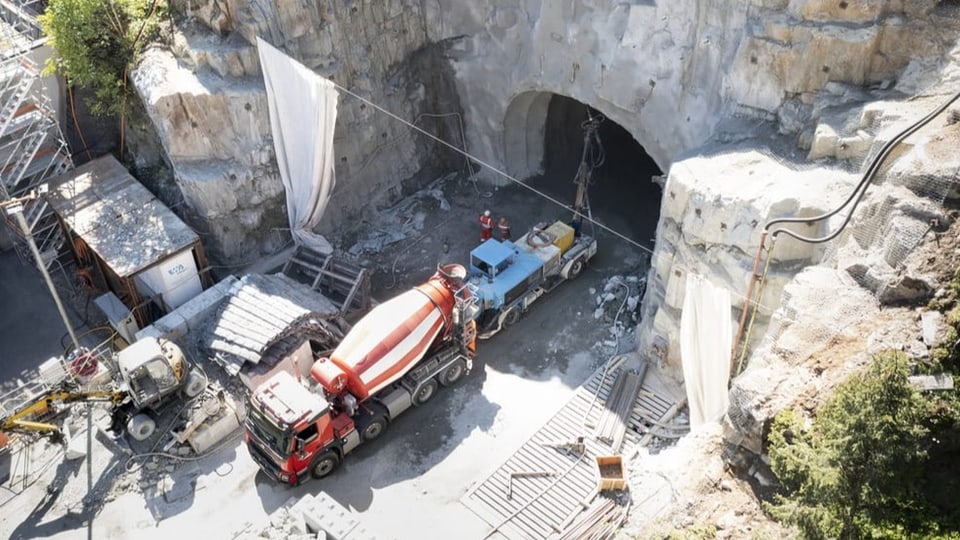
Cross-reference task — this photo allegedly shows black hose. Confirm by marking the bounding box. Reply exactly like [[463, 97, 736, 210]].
[[765, 88, 960, 244]]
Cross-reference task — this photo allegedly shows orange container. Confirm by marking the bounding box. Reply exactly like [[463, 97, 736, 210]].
[[595, 455, 627, 491]]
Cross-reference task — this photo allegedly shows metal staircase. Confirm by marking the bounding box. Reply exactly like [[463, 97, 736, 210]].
[[0, 0, 74, 270]]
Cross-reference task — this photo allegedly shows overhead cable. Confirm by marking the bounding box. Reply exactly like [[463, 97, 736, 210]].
[[327, 81, 655, 255]]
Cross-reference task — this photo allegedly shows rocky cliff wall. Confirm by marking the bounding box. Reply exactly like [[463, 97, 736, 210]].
[[135, 1, 946, 263], [131, 0, 463, 262], [128, 0, 960, 455]]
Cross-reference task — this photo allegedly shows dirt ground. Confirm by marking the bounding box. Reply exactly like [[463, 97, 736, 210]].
[[6, 167, 958, 539], [0, 171, 664, 540]]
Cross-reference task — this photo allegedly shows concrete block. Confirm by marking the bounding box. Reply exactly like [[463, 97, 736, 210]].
[[135, 325, 164, 341], [137, 310, 189, 341], [921, 310, 943, 347], [38, 356, 67, 386], [344, 525, 376, 540], [187, 402, 241, 454], [301, 491, 359, 540], [176, 275, 239, 330], [65, 426, 87, 460], [908, 373, 954, 391], [663, 266, 687, 311], [651, 250, 674, 287], [807, 122, 838, 160], [135, 277, 237, 342]]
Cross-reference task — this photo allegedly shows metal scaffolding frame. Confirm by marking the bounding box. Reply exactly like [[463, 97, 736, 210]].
[[0, 0, 74, 270]]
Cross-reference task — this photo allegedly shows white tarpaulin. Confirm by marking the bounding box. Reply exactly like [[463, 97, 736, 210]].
[[680, 273, 733, 428], [257, 37, 338, 254]]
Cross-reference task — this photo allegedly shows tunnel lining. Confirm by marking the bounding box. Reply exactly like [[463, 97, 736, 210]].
[[503, 91, 551, 180]]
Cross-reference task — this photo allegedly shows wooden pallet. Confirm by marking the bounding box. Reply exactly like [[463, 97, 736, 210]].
[[282, 246, 371, 319], [461, 360, 680, 539]]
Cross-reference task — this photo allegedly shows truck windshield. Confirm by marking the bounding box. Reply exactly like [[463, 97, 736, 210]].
[[246, 403, 291, 456], [472, 256, 493, 277]]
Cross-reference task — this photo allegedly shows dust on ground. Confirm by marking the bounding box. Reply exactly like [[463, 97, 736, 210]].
[[0, 170, 664, 540]]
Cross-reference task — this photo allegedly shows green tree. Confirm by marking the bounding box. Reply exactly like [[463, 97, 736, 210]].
[[38, 0, 165, 145], [766, 352, 958, 539]]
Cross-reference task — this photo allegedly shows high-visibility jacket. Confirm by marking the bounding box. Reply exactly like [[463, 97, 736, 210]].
[[479, 214, 494, 231]]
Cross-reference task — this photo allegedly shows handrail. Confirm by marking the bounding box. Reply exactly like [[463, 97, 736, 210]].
[[730, 89, 960, 374]]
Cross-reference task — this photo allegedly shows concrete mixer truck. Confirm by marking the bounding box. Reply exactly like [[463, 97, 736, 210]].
[[245, 264, 478, 485]]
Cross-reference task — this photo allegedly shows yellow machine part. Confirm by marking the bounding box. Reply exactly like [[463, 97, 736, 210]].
[[161, 339, 187, 383], [1, 390, 125, 434], [544, 221, 575, 254]]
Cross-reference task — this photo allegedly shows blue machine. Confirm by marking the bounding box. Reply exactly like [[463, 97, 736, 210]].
[[464, 220, 596, 338], [467, 239, 544, 315]]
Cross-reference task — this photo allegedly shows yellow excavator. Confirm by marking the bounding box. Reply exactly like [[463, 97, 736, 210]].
[[0, 337, 207, 449]]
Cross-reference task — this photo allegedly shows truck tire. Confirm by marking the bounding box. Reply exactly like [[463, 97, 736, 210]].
[[184, 369, 207, 398], [502, 307, 521, 328], [568, 257, 584, 279], [413, 379, 438, 406], [309, 451, 341, 479], [439, 360, 465, 387], [358, 414, 387, 442], [127, 414, 156, 441]]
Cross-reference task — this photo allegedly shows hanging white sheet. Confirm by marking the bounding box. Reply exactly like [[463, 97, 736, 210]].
[[256, 37, 338, 254], [680, 273, 733, 428]]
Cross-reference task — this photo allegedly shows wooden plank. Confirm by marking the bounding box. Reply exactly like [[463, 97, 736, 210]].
[[472, 482, 551, 539]]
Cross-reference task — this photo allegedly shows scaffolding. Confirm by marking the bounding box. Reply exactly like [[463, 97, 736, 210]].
[[0, 0, 74, 270]]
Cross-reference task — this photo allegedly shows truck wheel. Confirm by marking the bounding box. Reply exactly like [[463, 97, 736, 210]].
[[502, 307, 521, 328], [184, 369, 207, 398], [413, 379, 438, 406], [127, 414, 156, 441], [360, 415, 387, 441], [309, 451, 341, 479], [439, 361, 465, 387], [568, 257, 584, 279]]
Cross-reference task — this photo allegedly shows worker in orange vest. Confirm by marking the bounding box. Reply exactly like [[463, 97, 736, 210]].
[[479, 210, 494, 242], [497, 216, 511, 241]]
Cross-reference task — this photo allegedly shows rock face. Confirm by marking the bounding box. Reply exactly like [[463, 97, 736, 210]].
[[130, 0, 960, 490], [134, 0, 954, 263], [132, 0, 463, 262]]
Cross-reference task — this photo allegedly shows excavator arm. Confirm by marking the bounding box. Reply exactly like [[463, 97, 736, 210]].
[[1, 389, 127, 439]]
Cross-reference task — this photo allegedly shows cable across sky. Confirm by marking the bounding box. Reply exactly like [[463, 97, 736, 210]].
[[327, 80, 656, 256]]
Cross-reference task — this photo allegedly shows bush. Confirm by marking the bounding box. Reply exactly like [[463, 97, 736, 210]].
[[39, 0, 166, 117], [765, 351, 960, 539]]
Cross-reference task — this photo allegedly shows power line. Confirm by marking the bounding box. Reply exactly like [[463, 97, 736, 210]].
[[329, 82, 784, 312], [328, 81, 655, 256], [312, 79, 786, 314]]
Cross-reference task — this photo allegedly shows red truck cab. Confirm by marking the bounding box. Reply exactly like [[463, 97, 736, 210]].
[[245, 371, 359, 484]]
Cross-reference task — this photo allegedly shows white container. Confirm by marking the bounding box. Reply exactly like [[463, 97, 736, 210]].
[[136, 249, 203, 310]]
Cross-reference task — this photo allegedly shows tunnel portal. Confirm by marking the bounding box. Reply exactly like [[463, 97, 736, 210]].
[[506, 92, 663, 251]]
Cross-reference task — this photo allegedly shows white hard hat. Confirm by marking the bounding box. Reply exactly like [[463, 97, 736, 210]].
[[484, 210, 490, 217]]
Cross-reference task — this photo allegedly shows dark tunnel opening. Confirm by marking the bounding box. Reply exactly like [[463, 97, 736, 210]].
[[527, 95, 663, 251]]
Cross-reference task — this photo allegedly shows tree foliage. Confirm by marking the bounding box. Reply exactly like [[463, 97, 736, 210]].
[[766, 351, 960, 539], [38, 0, 165, 117]]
